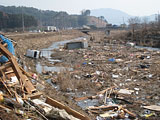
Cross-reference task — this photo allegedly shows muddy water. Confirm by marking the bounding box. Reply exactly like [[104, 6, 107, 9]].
[[135, 46, 160, 51], [46, 79, 60, 90], [65, 91, 100, 110], [36, 37, 86, 73], [77, 98, 100, 110], [40, 37, 86, 60], [36, 62, 73, 74]]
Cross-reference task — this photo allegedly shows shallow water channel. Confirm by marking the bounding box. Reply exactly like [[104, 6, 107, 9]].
[[36, 37, 86, 74], [36, 37, 99, 109], [135, 45, 160, 51]]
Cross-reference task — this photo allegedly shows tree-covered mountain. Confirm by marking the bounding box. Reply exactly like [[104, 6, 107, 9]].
[[0, 11, 37, 30], [0, 5, 107, 29]]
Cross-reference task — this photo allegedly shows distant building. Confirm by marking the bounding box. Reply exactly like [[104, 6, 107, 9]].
[[120, 24, 127, 28], [44, 26, 57, 32]]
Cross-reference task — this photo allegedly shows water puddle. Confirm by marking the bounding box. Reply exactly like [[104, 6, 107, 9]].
[[40, 37, 86, 61], [36, 62, 73, 74], [45, 79, 100, 109], [36, 37, 86, 73], [66, 92, 100, 110], [46, 79, 60, 90], [135, 46, 160, 51], [77, 99, 100, 110]]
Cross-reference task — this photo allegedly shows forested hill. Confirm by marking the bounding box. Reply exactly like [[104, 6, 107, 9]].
[[0, 11, 37, 30], [0, 5, 107, 29]]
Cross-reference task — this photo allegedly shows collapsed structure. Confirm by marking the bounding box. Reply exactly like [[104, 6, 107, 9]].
[[0, 35, 89, 120]]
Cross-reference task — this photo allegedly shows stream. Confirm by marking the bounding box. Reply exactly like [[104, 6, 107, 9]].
[[135, 45, 160, 51], [36, 37, 86, 74], [35, 36, 100, 110]]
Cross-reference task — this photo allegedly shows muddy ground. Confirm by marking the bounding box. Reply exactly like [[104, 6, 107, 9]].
[[4, 30, 85, 71], [3, 29, 160, 119]]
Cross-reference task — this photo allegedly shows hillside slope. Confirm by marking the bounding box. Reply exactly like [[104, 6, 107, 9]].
[[91, 8, 157, 25], [91, 8, 132, 25], [0, 5, 107, 28]]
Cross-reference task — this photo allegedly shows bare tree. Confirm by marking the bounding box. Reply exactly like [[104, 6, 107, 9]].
[[81, 9, 91, 16], [155, 13, 160, 29], [128, 17, 141, 40], [142, 17, 149, 30]]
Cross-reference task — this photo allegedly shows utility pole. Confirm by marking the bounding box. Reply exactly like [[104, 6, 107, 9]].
[[123, 17, 125, 24], [21, 7, 25, 32], [158, 11, 160, 26], [40, 10, 42, 31], [122, 17, 125, 28]]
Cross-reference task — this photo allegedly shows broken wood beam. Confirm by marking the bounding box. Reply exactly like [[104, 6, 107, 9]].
[[97, 86, 115, 95], [25, 92, 43, 100], [0, 70, 13, 96], [24, 100, 48, 120], [88, 105, 118, 111], [75, 95, 97, 101], [0, 43, 36, 94], [0, 62, 12, 71], [0, 104, 12, 111], [19, 66, 32, 78], [46, 96, 90, 120], [5, 70, 14, 74], [121, 107, 136, 118]]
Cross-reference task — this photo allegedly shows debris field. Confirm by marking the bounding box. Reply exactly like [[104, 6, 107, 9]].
[[0, 30, 160, 120]]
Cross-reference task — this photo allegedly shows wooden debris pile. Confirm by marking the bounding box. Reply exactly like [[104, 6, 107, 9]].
[[0, 40, 90, 120], [75, 86, 137, 119]]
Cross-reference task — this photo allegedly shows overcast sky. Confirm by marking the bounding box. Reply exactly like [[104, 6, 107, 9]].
[[0, 0, 159, 16]]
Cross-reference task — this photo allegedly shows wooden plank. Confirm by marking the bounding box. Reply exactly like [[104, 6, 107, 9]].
[[88, 105, 118, 110], [121, 107, 136, 118], [0, 71, 12, 95], [46, 97, 90, 120], [3, 43, 8, 48], [24, 80, 37, 93], [0, 43, 8, 57], [0, 43, 13, 57], [6, 73, 16, 80], [19, 66, 32, 78], [75, 96, 96, 101], [9, 57, 26, 93], [143, 105, 160, 112], [0, 54, 3, 58], [0, 105, 12, 111], [24, 100, 48, 120], [0, 44, 24, 85], [22, 75, 36, 94], [5, 67, 16, 82], [5, 70, 14, 74], [10, 57, 36, 94], [25, 92, 43, 99], [0, 44, 36, 94], [97, 86, 115, 95], [0, 62, 12, 71]]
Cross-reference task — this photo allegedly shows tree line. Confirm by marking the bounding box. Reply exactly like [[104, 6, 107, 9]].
[[0, 6, 93, 29], [128, 15, 160, 40], [0, 11, 37, 30]]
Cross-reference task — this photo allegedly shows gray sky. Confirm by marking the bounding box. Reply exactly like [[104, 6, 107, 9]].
[[0, 0, 159, 16]]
